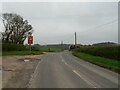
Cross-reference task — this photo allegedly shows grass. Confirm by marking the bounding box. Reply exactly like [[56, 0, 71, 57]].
[[2, 48, 63, 56], [0, 51, 2, 56], [2, 50, 43, 56], [73, 51, 120, 73], [39, 48, 62, 52]]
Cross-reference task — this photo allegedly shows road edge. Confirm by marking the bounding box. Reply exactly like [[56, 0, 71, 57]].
[[26, 55, 44, 88]]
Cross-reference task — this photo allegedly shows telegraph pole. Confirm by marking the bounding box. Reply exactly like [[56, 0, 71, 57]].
[[61, 41, 64, 50], [61, 41, 63, 45], [75, 32, 77, 48]]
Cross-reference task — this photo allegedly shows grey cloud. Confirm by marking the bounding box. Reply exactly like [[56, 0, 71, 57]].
[[2, 2, 118, 45]]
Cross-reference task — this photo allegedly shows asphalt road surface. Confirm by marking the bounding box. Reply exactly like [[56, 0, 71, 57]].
[[0, 70, 1, 89], [28, 51, 119, 88]]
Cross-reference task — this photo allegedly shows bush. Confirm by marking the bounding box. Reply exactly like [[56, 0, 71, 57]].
[[31, 47, 40, 51], [2, 43, 28, 51]]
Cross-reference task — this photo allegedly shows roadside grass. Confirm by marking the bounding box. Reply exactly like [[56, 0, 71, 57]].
[[73, 51, 120, 73], [2, 48, 62, 56]]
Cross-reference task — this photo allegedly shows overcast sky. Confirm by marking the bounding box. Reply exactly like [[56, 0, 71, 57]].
[[0, 1, 118, 45]]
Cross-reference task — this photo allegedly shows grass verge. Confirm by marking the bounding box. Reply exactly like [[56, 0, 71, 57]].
[[2, 51, 43, 56], [2, 48, 63, 56], [73, 51, 120, 73]]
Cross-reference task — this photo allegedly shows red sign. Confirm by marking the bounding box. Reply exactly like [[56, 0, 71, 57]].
[[28, 36, 33, 44]]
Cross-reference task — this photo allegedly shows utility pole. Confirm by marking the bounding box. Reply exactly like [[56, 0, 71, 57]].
[[75, 32, 77, 48], [61, 41, 63, 50], [61, 41, 63, 45]]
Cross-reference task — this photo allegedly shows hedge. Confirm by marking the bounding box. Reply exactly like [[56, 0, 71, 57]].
[[77, 46, 119, 60], [2, 43, 27, 51]]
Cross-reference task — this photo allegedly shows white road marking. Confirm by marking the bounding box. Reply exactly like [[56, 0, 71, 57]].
[[73, 70, 97, 88], [61, 54, 101, 88], [73, 59, 118, 84], [60, 55, 71, 68], [73, 70, 82, 78]]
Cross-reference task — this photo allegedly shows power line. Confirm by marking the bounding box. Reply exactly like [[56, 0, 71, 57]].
[[62, 33, 74, 42], [61, 19, 118, 44], [38, 19, 118, 45], [39, 40, 48, 45], [77, 19, 118, 35]]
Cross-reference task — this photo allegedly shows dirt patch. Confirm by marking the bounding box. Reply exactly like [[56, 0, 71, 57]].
[[2, 55, 44, 88]]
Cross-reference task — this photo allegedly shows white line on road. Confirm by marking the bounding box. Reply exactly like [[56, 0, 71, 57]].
[[61, 55, 71, 68], [73, 70, 82, 78], [73, 70, 97, 88], [62, 59, 69, 66], [61, 54, 101, 88], [72, 56, 118, 84], [61, 54, 96, 88]]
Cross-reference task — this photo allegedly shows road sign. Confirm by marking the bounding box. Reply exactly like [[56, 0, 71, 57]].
[[28, 36, 33, 44]]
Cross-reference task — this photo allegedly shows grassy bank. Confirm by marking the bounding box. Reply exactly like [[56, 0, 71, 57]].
[[2, 48, 62, 56], [73, 51, 120, 73]]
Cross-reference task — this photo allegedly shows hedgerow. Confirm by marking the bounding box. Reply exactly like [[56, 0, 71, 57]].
[[2, 43, 27, 51], [77, 46, 119, 60]]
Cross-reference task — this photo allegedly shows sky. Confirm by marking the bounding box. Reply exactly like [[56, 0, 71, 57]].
[[0, 1, 119, 45]]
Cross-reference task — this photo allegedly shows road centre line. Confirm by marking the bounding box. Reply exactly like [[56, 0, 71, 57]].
[[60, 53, 101, 88], [71, 56, 118, 84], [60, 55, 71, 67], [73, 70, 97, 88], [61, 54, 98, 88]]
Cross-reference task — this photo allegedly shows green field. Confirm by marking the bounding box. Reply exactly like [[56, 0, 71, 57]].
[[73, 51, 120, 73], [2, 48, 62, 56]]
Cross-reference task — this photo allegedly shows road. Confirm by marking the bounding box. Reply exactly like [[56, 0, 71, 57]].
[[28, 51, 119, 88], [0, 70, 1, 89]]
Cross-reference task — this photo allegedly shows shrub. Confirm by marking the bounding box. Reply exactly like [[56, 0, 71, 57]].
[[31, 47, 40, 51]]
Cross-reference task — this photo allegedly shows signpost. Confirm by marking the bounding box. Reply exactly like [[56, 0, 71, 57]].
[[28, 36, 33, 44], [28, 32, 33, 53]]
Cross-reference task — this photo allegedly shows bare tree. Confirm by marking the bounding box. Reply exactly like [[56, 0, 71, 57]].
[[1, 13, 33, 44]]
